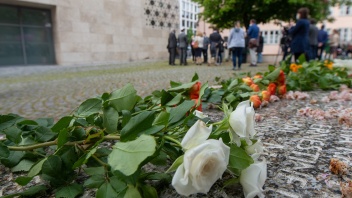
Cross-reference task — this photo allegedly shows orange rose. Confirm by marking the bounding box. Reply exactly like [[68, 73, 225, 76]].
[[190, 82, 201, 99], [242, 77, 253, 86], [250, 95, 262, 109], [261, 90, 271, 102], [253, 74, 263, 79], [250, 84, 260, 92], [277, 70, 285, 85], [278, 84, 287, 95], [267, 83, 277, 96], [192, 98, 202, 111]]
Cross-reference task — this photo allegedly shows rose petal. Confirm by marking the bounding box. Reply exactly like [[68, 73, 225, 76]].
[[240, 160, 267, 198], [229, 101, 251, 138], [181, 120, 212, 150]]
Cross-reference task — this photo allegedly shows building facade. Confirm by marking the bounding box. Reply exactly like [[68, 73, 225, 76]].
[[178, 0, 199, 35], [0, 0, 180, 66]]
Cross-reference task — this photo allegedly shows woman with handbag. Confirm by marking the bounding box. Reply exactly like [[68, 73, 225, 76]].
[[193, 32, 204, 65]]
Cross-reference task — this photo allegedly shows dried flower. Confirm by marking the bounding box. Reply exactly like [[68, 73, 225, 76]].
[[329, 158, 348, 175]]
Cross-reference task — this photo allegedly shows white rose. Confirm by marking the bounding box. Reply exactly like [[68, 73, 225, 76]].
[[240, 160, 267, 198], [229, 100, 256, 138], [172, 139, 230, 196], [193, 110, 208, 119], [245, 140, 263, 155], [181, 120, 212, 150]]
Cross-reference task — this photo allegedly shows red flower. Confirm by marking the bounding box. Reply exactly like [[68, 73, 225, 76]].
[[261, 90, 271, 102], [250, 95, 262, 109], [253, 74, 263, 79], [242, 77, 253, 86], [190, 82, 201, 99], [192, 98, 202, 111], [250, 84, 260, 92], [278, 84, 287, 95], [277, 70, 286, 85], [267, 83, 277, 96]]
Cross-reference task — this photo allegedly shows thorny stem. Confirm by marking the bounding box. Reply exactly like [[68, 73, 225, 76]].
[[7, 135, 120, 151]]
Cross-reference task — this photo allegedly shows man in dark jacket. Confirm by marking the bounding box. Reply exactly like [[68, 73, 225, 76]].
[[308, 19, 319, 61], [209, 29, 223, 66], [317, 25, 328, 60], [167, 29, 177, 65], [178, 28, 188, 65], [202, 32, 210, 64], [247, 19, 260, 66]]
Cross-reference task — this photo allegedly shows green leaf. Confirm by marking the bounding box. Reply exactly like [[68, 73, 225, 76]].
[[121, 110, 131, 127], [228, 144, 254, 171], [223, 177, 240, 188], [96, 182, 119, 198], [142, 172, 172, 181], [84, 175, 106, 188], [153, 111, 170, 126], [166, 93, 183, 106], [3, 126, 22, 144], [72, 147, 97, 169], [168, 100, 195, 125], [42, 155, 62, 176], [0, 114, 23, 131], [166, 155, 183, 173], [11, 159, 35, 172], [143, 125, 164, 135], [2, 185, 47, 198], [110, 176, 127, 193], [34, 126, 56, 142], [108, 84, 137, 112], [15, 176, 33, 186], [57, 128, 69, 148], [0, 142, 10, 159], [160, 90, 174, 106], [55, 183, 83, 198], [125, 185, 142, 198], [74, 98, 102, 117], [197, 82, 208, 105], [1, 150, 25, 167], [103, 107, 119, 133], [227, 79, 239, 91], [28, 158, 47, 177], [191, 73, 199, 81], [108, 135, 156, 176], [84, 166, 105, 176], [170, 80, 182, 88], [120, 111, 155, 141], [264, 67, 281, 82], [168, 81, 198, 92], [51, 116, 73, 133], [141, 185, 158, 198], [35, 118, 54, 127]]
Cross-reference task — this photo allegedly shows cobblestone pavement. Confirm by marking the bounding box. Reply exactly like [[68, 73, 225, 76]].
[[0, 60, 268, 120]]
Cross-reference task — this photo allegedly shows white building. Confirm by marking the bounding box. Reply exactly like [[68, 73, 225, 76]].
[[178, 0, 199, 34]]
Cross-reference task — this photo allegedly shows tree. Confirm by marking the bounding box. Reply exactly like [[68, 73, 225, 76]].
[[192, 0, 350, 30]]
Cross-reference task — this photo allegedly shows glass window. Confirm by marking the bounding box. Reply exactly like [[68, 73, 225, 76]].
[[22, 8, 50, 26], [0, 26, 23, 65], [0, 5, 19, 24], [182, 20, 185, 26]]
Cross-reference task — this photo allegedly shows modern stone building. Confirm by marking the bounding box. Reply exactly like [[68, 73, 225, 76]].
[[0, 0, 180, 66]]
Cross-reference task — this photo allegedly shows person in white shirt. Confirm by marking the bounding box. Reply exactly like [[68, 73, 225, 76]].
[[193, 31, 204, 65]]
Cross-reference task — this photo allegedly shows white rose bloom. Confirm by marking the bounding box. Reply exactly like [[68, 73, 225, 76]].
[[193, 110, 208, 119], [181, 120, 212, 150], [229, 101, 256, 138], [240, 160, 267, 198], [245, 140, 264, 155], [172, 139, 230, 196]]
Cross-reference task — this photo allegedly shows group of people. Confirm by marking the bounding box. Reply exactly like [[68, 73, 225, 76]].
[[167, 24, 264, 69], [167, 28, 226, 66], [281, 7, 344, 62]]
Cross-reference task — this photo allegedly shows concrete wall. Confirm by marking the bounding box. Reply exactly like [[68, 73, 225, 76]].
[[3, 0, 179, 65]]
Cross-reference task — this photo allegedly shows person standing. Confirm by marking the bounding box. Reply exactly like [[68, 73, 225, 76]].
[[167, 29, 177, 65], [178, 28, 188, 65], [330, 29, 340, 59], [289, 7, 310, 63], [308, 19, 319, 61], [317, 25, 328, 60], [228, 21, 245, 70], [247, 19, 260, 66], [209, 28, 223, 66], [193, 31, 204, 65], [202, 32, 210, 64], [257, 32, 264, 63]]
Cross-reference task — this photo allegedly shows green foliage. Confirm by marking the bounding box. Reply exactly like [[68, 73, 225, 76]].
[[192, 0, 341, 29]]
